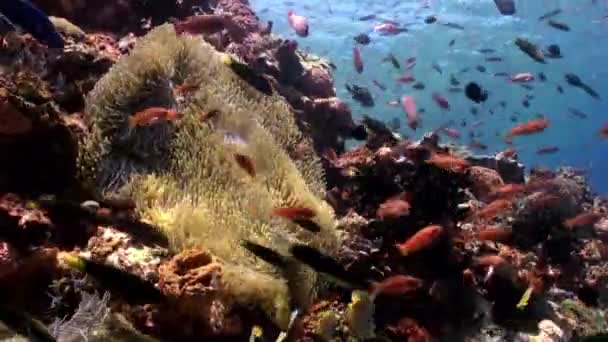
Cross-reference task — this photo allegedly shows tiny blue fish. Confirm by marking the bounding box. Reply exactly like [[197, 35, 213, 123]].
[[0, 0, 64, 48]]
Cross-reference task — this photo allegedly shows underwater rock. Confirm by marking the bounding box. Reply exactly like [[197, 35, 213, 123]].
[[156, 249, 243, 338], [468, 166, 505, 202], [466, 154, 525, 184]]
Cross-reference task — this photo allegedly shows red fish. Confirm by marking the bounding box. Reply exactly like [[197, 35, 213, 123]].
[[405, 57, 416, 70], [272, 207, 316, 219], [129, 107, 179, 128], [477, 226, 513, 242], [510, 73, 534, 83], [508, 119, 550, 138], [373, 22, 404, 35], [395, 225, 443, 256], [401, 95, 419, 130], [234, 154, 256, 177], [353, 46, 363, 73], [425, 153, 470, 172], [473, 199, 512, 220], [432, 93, 450, 110], [369, 275, 423, 297], [563, 212, 602, 229], [376, 193, 411, 220], [397, 73, 415, 83], [599, 122, 608, 138], [288, 10, 309, 37], [536, 145, 559, 155], [490, 183, 527, 200], [440, 127, 460, 139]]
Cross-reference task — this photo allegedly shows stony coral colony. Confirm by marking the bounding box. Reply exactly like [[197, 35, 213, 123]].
[[0, 7, 607, 342]]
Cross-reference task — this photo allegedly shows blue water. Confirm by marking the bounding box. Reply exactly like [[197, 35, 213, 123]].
[[251, 0, 608, 194]]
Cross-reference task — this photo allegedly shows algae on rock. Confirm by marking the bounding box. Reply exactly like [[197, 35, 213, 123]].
[[78, 24, 338, 328]]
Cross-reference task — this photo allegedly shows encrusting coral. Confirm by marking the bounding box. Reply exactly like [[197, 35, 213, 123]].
[[78, 24, 338, 328]]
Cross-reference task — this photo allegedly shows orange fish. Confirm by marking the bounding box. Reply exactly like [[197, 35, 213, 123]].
[[473, 199, 512, 220], [173, 82, 199, 96], [563, 212, 602, 229], [175, 14, 233, 35], [272, 207, 316, 220], [599, 123, 608, 139], [234, 153, 256, 177], [502, 147, 517, 158], [477, 226, 513, 242], [401, 95, 419, 130], [507, 119, 550, 138], [353, 46, 363, 73], [425, 153, 471, 172], [369, 274, 423, 297], [395, 225, 443, 256], [490, 183, 527, 200], [474, 254, 506, 268], [376, 193, 411, 220], [129, 107, 178, 128]]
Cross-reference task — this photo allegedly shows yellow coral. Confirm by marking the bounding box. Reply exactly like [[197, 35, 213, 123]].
[[79, 24, 338, 327], [345, 290, 375, 339]]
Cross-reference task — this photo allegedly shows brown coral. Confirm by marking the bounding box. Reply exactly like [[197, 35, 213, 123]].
[[468, 166, 505, 202]]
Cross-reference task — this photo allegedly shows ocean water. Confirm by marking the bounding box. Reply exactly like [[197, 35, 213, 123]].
[[251, 0, 608, 194]]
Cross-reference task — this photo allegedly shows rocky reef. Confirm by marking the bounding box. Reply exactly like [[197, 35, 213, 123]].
[[0, 0, 606, 341]]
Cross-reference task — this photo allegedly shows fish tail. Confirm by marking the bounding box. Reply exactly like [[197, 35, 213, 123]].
[[128, 115, 137, 128]]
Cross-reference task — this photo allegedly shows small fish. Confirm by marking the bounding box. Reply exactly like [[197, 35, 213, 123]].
[[387, 99, 400, 106], [514, 37, 545, 63], [493, 0, 516, 15], [490, 183, 526, 199], [373, 80, 387, 91], [345, 83, 374, 106], [432, 93, 450, 110], [450, 74, 460, 86], [508, 119, 550, 138], [548, 19, 570, 31], [516, 286, 534, 310], [406, 57, 416, 70], [442, 22, 465, 30], [473, 199, 512, 220], [289, 244, 370, 289], [374, 22, 407, 35], [465, 82, 488, 103], [234, 154, 256, 177], [476, 65, 486, 72], [510, 72, 534, 82], [272, 207, 315, 219], [354, 33, 371, 45], [358, 14, 376, 21], [425, 153, 470, 172], [536, 145, 559, 155], [557, 85, 564, 93], [565, 73, 600, 99], [412, 82, 425, 90], [600, 123, 608, 138], [477, 226, 513, 242], [449, 39, 455, 47], [432, 62, 442, 75], [288, 10, 309, 37], [538, 9, 562, 21], [397, 73, 416, 83], [241, 240, 287, 267], [292, 218, 322, 233], [478, 48, 496, 54], [59, 253, 164, 305], [563, 212, 602, 229], [494, 72, 509, 77], [221, 54, 274, 95], [369, 275, 423, 298], [424, 15, 437, 24], [395, 225, 444, 256], [401, 95, 419, 130], [485, 57, 503, 62], [538, 72, 546, 81], [440, 127, 460, 139], [129, 107, 179, 128], [567, 108, 587, 119], [383, 53, 401, 69], [353, 46, 364, 73]]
